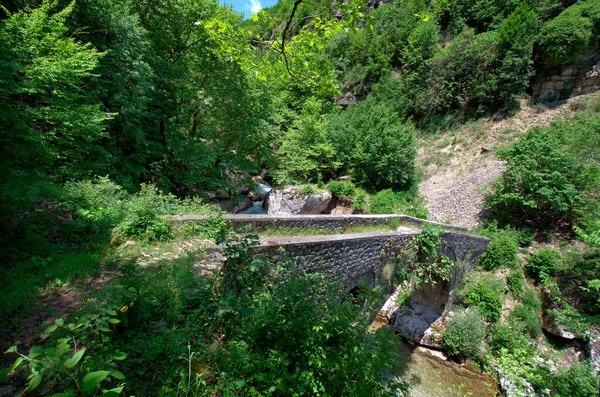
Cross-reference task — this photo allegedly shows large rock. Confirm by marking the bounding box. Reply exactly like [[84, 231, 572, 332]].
[[264, 186, 332, 215], [540, 287, 576, 340], [389, 304, 440, 345]]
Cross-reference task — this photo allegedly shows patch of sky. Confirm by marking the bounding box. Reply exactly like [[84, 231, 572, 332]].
[[221, 0, 278, 18]]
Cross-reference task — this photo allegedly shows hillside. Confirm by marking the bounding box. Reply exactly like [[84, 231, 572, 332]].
[[417, 96, 595, 228]]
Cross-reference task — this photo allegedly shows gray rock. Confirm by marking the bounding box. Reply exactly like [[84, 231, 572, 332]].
[[390, 304, 440, 344], [232, 197, 253, 214], [590, 325, 600, 374], [264, 186, 332, 215]]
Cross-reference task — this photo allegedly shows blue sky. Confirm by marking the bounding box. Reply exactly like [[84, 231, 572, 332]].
[[222, 0, 279, 18]]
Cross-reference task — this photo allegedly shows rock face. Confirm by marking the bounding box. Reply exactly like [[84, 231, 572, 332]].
[[590, 326, 600, 374], [540, 286, 576, 340], [531, 50, 600, 102], [389, 304, 441, 345], [264, 186, 332, 215]]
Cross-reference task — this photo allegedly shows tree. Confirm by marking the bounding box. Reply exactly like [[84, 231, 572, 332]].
[[0, 1, 110, 180]]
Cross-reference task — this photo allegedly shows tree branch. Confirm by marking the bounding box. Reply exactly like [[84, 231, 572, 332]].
[[280, 0, 303, 80]]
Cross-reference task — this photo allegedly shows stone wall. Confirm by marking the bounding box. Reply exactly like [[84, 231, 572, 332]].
[[253, 229, 490, 295], [255, 231, 416, 294], [532, 50, 600, 102]]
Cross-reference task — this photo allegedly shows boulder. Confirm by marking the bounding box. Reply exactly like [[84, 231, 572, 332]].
[[232, 197, 253, 214], [264, 186, 332, 215], [389, 304, 440, 345], [540, 287, 576, 340]]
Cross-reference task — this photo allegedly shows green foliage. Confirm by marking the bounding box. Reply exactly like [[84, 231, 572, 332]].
[[369, 189, 428, 218], [0, 1, 110, 180], [325, 100, 417, 192], [479, 229, 519, 270], [458, 273, 504, 322], [489, 321, 530, 355], [550, 361, 599, 397], [274, 98, 339, 184], [510, 304, 542, 338], [507, 267, 526, 296], [526, 247, 561, 279], [392, 224, 455, 288], [3, 285, 134, 395], [326, 180, 357, 198], [484, 124, 585, 230], [443, 308, 487, 360], [539, 1, 600, 67], [370, 189, 399, 214]]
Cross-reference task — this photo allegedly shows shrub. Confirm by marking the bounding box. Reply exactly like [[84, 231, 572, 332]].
[[484, 126, 584, 230], [522, 287, 542, 311], [326, 180, 356, 198], [510, 304, 542, 338], [479, 229, 519, 270], [539, 1, 600, 67], [443, 307, 487, 360], [507, 267, 525, 296], [489, 321, 530, 355], [458, 273, 504, 322], [369, 188, 428, 217], [526, 248, 561, 280], [274, 98, 339, 184], [551, 361, 599, 397], [370, 189, 398, 214]]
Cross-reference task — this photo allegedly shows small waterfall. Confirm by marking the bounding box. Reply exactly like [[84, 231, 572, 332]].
[[239, 182, 272, 215]]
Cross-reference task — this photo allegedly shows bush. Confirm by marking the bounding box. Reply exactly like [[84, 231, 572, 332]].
[[458, 273, 504, 322], [443, 307, 487, 360], [326, 180, 356, 198], [325, 100, 417, 192], [551, 361, 599, 397], [484, 126, 584, 230], [489, 321, 530, 355], [369, 188, 428, 217], [370, 189, 398, 214], [479, 229, 519, 270], [507, 267, 525, 296], [510, 304, 542, 338], [526, 248, 561, 279], [539, 1, 600, 67], [522, 287, 542, 311]]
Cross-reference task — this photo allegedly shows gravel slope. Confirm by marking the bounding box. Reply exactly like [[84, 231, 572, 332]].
[[419, 157, 505, 229]]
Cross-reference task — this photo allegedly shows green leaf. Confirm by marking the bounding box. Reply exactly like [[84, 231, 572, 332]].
[[0, 368, 10, 382], [112, 350, 128, 361], [82, 370, 110, 392], [29, 346, 44, 358], [29, 373, 43, 391], [10, 357, 24, 372], [110, 370, 125, 380], [4, 346, 17, 353], [44, 325, 58, 334], [98, 326, 111, 333], [107, 318, 121, 324], [64, 348, 86, 369], [101, 386, 124, 396], [55, 318, 65, 326]]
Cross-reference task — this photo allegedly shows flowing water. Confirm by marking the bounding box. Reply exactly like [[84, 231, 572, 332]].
[[372, 318, 500, 397]]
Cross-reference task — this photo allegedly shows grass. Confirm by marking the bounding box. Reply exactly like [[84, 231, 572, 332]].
[[252, 221, 411, 238]]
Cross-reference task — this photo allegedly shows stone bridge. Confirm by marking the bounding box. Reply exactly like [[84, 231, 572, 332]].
[[175, 214, 490, 346], [175, 214, 489, 308]]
